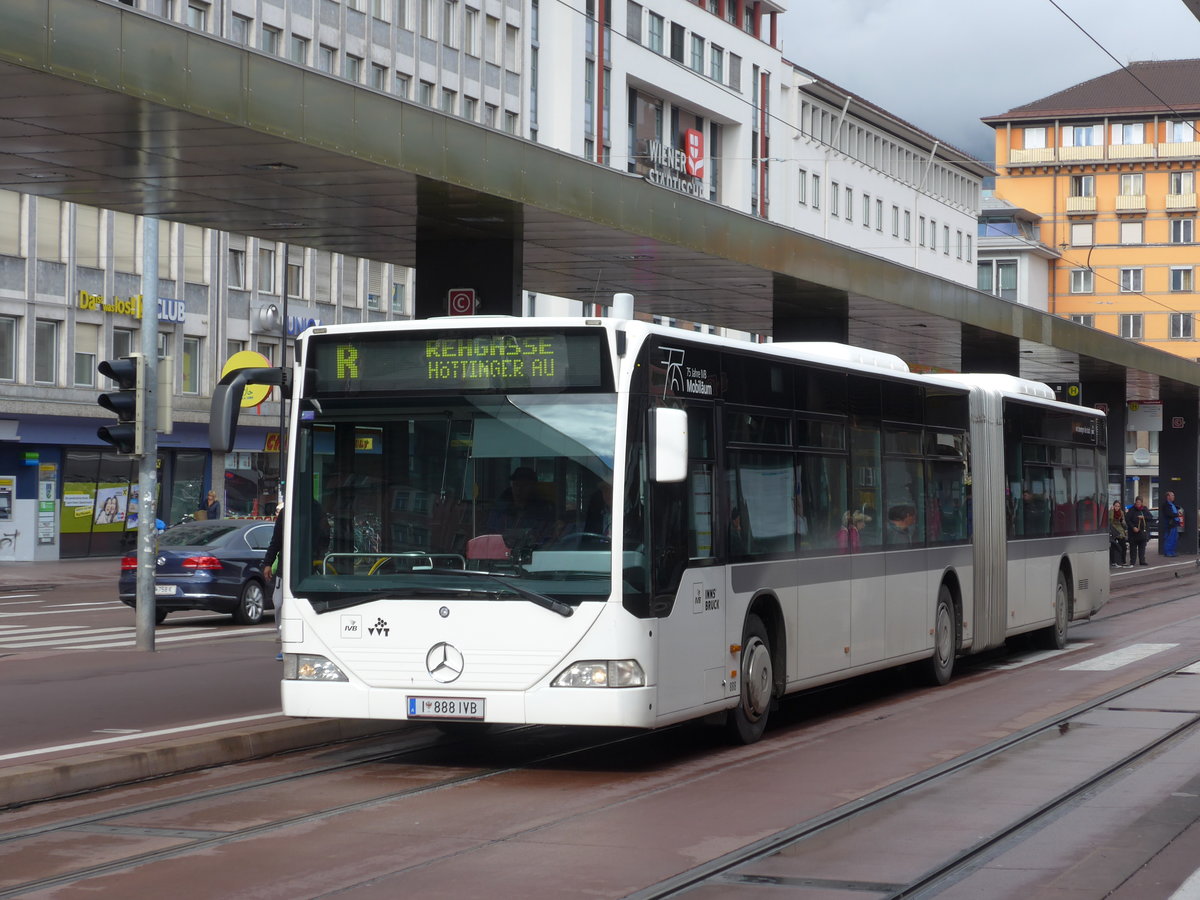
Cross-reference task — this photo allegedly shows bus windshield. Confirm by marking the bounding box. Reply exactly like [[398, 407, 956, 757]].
[[292, 393, 619, 611]]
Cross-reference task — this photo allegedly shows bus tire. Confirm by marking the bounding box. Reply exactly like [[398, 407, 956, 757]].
[[924, 585, 956, 686], [1040, 570, 1070, 650], [727, 613, 773, 744]]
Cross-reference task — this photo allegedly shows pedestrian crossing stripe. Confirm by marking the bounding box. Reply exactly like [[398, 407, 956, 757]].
[[0, 624, 272, 650], [1061, 643, 1178, 671]]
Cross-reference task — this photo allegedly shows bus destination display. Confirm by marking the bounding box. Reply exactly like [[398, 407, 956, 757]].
[[311, 330, 607, 393]]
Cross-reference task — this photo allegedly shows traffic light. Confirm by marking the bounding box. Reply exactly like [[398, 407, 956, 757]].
[[97, 354, 146, 456]]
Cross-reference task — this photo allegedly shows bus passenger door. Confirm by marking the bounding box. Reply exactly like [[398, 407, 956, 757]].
[[652, 452, 727, 718]]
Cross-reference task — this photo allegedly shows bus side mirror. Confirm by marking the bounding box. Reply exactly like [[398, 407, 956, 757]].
[[651, 407, 688, 483]]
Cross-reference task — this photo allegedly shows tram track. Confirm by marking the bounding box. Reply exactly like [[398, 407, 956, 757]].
[[625, 652, 1200, 899], [0, 723, 666, 898]]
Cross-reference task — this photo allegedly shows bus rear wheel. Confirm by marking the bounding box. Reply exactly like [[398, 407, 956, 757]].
[[1039, 570, 1070, 650], [727, 613, 773, 744], [924, 585, 956, 686]]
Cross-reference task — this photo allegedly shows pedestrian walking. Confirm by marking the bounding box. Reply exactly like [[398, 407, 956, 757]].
[[1126, 497, 1153, 566], [1109, 501, 1129, 567], [1161, 490, 1182, 557]]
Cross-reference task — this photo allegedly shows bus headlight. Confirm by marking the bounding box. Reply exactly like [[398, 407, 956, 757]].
[[283, 654, 348, 682], [552, 659, 645, 688]]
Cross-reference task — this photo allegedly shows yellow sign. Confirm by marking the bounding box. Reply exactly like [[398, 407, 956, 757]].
[[221, 351, 273, 407]]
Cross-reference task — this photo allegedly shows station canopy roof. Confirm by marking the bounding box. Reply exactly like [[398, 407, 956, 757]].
[[2, 0, 1198, 397]]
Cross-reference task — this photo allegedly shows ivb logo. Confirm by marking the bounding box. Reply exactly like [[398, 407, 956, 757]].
[[684, 129, 705, 179]]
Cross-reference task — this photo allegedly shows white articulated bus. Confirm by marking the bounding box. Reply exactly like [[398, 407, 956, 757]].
[[211, 312, 1108, 742]]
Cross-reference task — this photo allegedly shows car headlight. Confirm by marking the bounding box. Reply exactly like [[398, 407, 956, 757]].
[[552, 659, 645, 688], [283, 654, 348, 681]]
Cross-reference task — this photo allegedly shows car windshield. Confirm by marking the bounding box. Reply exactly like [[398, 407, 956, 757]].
[[292, 393, 621, 611], [157, 523, 242, 546]]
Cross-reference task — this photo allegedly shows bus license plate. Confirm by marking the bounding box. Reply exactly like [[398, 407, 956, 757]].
[[407, 696, 485, 720]]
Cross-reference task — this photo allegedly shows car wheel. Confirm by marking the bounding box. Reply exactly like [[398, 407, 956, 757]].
[[232, 579, 265, 626], [155, 608, 168, 625]]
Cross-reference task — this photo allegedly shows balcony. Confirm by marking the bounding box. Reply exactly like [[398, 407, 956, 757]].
[[1166, 192, 1197, 210], [1066, 196, 1097, 214], [1115, 194, 1147, 212], [1009, 147, 1055, 164], [1109, 143, 1154, 160], [1159, 141, 1200, 159], [1059, 145, 1104, 161]]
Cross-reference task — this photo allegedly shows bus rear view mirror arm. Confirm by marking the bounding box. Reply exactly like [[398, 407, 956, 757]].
[[209, 366, 290, 453]]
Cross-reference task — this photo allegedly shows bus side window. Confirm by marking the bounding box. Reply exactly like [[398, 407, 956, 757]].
[[649, 480, 687, 610]]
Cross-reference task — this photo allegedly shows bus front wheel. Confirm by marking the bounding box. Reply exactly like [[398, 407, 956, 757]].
[[727, 613, 773, 744], [924, 585, 956, 686]]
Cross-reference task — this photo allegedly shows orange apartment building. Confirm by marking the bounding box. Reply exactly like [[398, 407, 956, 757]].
[[983, 60, 1200, 360]]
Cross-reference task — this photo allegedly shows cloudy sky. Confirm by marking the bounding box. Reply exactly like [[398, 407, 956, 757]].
[[778, 0, 1200, 165]]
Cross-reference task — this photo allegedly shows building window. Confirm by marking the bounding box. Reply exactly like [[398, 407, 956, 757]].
[[669, 23, 685, 63], [891, 205, 899, 237], [441, 88, 456, 114], [918, 215, 926, 246], [1171, 313, 1194, 339], [647, 13, 663, 53], [182, 336, 200, 394], [1119, 313, 1143, 339], [710, 44, 723, 82], [464, 7, 479, 53], [1067, 124, 1101, 146], [830, 181, 839, 217], [289, 34, 308, 64], [1167, 121, 1194, 142], [462, 96, 477, 121], [442, 0, 458, 47], [371, 63, 387, 90], [343, 54, 362, 82], [1170, 267, 1193, 292], [875, 199, 883, 232], [113, 328, 135, 360], [1069, 268, 1094, 293], [1069, 174, 1095, 197], [1024, 126, 1046, 149], [287, 262, 303, 298], [73, 323, 99, 388], [1120, 220, 1144, 244], [395, 74, 411, 98], [261, 25, 280, 54], [318, 45, 336, 73], [419, 81, 434, 106], [903, 210, 911, 241], [626, 0, 642, 42], [186, 2, 208, 30], [846, 187, 854, 222], [372, 0, 389, 18], [979, 259, 1018, 300], [228, 248, 246, 288], [862, 193, 871, 228], [1170, 171, 1195, 194], [34, 320, 57, 385], [1070, 314, 1094, 327], [1120, 268, 1143, 292], [1171, 218, 1194, 244], [0, 316, 15, 381], [1071, 222, 1094, 246], [504, 111, 518, 134], [1111, 122, 1144, 144], [943, 224, 950, 254], [1119, 173, 1144, 195], [258, 246, 276, 293], [929, 219, 936, 250], [797, 168, 807, 205], [230, 14, 251, 44], [811, 173, 821, 210]]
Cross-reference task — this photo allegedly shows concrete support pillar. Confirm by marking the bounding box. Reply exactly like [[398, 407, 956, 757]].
[[414, 204, 523, 319], [770, 276, 848, 343], [960, 324, 1018, 376], [1080, 380, 1127, 504], [1157, 387, 1199, 557]]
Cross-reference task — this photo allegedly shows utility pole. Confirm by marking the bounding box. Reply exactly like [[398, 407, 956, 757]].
[[135, 217, 160, 651]]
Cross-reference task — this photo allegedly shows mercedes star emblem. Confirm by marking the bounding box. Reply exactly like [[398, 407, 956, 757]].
[[426, 642, 465, 683]]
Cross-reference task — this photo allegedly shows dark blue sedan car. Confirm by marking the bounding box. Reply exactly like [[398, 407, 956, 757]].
[[119, 520, 276, 625]]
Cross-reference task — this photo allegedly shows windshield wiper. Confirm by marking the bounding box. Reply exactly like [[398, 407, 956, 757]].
[[422, 568, 575, 617], [306, 574, 574, 618]]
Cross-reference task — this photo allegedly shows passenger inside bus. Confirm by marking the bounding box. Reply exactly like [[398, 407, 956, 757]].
[[485, 466, 557, 550]]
